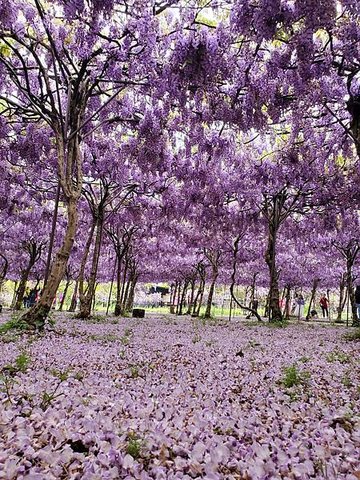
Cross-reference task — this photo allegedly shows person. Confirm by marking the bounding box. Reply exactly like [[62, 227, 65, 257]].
[[295, 294, 305, 319], [23, 287, 30, 308], [28, 288, 36, 307], [319, 294, 329, 318], [355, 286, 360, 320]]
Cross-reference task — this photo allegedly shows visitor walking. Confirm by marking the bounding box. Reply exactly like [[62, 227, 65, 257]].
[[28, 288, 36, 307], [319, 294, 329, 318], [23, 287, 30, 308], [355, 286, 360, 320]]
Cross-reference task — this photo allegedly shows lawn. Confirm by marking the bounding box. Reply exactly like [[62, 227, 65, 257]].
[[0, 312, 359, 479]]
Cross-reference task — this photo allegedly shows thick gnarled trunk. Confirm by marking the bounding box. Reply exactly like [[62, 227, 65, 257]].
[[265, 229, 282, 322], [20, 197, 79, 328]]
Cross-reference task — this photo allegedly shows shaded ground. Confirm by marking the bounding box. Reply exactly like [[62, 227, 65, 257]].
[[0, 311, 359, 480]]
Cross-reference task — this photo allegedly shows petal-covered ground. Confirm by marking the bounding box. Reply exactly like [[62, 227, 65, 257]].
[[0, 312, 359, 480]]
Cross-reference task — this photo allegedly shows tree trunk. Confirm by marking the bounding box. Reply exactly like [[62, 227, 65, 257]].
[[178, 280, 189, 315], [176, 281, 182, 315], [186, 279, 195, 315], [284, 284, 291, 320], [77, 219, 96, 315], [204, 272, 218, 318], [194, 278, 205, 316], [69, 278, 79, 312], [265, 227, 282, 322], [78, 214, 104, 318], [306, 278, 319, 320], [0, 253, 8, 294], [14, 265, 32, 310], [11, 281, 18, 309], [44, 182, 61, 287], [337, 274, 347, 321], [170, 282, 177, 314], [347, 258, 358, 326], [59, 279, 71, 311], [125, 274, 138, 313], [118, 258, 129, 315], [114, 254, 123, 316], [249, 273, 258, 308], [122, 276, 131, 314], [106, 258, 117, 316], [20, 197, 78, 329]]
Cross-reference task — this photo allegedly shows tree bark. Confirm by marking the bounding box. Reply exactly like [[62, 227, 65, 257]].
[[346, 257, 358, 326], [20, 197, 79, 329], [59, 279, 71, 311], [77, 219, 96, 315], [265, 228, 282, 322], [176, 281, 182, 315], [69, 278, 79, 312], [204, 273, 218, 318], [10, 281, 18, 309], [178, 280, 189, 315], [337, 273, 347, 321], [186, 279, 195, 315], [306, 278, 319, 320], [284, 284, 291, 320], [78, 213, 104, 318], [0, 253, 8, 294], [125, 273, 138, 313], [230, 235, 263, 322], [15, 241, 44, 310], [122, 276, 131, 314], [14, 265, 32, 310]]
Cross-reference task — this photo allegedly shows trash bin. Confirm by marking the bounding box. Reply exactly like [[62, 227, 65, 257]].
[[132, 308, 145, 318]]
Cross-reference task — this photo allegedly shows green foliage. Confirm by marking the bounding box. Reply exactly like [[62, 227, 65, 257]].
[[120, 335, 130, 345], [89, 333, 118, 342], [0, 352, 30, 404], [120, 328, 133, 346], [14, 352, 30, 373], [344, 329, 360, 342], [341, 372, 353, 388], [74, 370, 85, 381], [0, 316, 31, 334], [0, 374, 17, 404], [0, 333, 18, 343], [281, 364, 310, 389], [50, 368, 71, 382], [128, 363, 140, 378], [326, 350, 350, 364], [299, 356, 310, 363], [126, 434, 142, 459], [3, 351, 30, 375]]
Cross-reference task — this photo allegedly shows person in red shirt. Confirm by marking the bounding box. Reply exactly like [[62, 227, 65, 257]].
[[319, 295, 329, 318]]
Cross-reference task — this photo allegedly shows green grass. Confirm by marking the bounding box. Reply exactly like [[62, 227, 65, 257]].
[[281, 364, 311, 389], [0, 316, 31, 334]]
